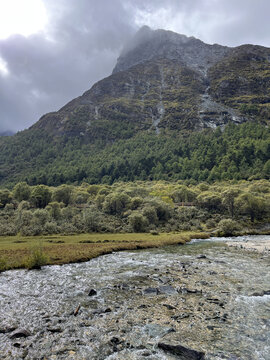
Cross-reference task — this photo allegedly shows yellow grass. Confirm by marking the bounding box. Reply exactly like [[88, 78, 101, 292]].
[[0, 231, 209, 271]]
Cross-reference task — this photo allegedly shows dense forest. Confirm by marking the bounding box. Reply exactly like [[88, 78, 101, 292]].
[[0, 122, 269, 187], [0, 179, 269, 237]]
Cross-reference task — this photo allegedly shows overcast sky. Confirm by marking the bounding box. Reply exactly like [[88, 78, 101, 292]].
[[0, 0, 270, 133]]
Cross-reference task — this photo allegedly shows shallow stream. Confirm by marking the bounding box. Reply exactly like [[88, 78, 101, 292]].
[[0, 235, 269, 359]]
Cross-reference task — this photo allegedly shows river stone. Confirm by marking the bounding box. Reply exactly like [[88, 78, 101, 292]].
[[251, 290, 270, 297], [9, 329, 31, 339], [163, 303, 177, 310], [143, 287, 158, 295], [0, 325, 16, 334], [158, 285, 177, 295], [158, 341, 205, 359], [47, 326, 63, 333], [197, 255, 207, 259], [88, 289, 97, 296], [144, 324, 175, 338], [92, 307, 112, 315]]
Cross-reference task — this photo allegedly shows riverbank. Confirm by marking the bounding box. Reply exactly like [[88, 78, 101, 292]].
[[0, 231, 209, 272], [226, 236, 270, 254], [1, 235, 269, 359]]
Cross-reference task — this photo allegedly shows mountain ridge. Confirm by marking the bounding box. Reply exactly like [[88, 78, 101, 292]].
[[0, 27, 269, 186], [113, 26, 231, 75], [29, 27, 270, 140]]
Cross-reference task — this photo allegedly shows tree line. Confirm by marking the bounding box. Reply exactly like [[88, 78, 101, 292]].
[[0, 180, 269, 237], [0, 122, 269, 187]]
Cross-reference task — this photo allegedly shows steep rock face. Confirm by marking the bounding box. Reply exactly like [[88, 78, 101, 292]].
[[32, 59, 206, 139], [30, 27, 270, 140], [113, 26, 230, 76], [208, 45, 270, 121]]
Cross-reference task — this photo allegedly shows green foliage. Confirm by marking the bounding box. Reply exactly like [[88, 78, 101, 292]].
[[263, 160, 270, 178], [0, 179, 269, 236], [142, 205, 159, 225], [13, 182, 31, 202], [236, 192, 267, 222], [128, 211, 149, 232], [217, 219, 242, 236], [0, 256, 7, 272], [197, 191, 223, 211], [52, 184, 73, 206], [171, 186, 197, 203], [222, 189, 240, 218], [0, 123, 269, 187], [83, 205, 103, 232], [0, 189, 11, 208], [31, 185, 52, 208], [46, 202, 62, 220], [103, 193, 131, 215], [26, 244, 48, 269]]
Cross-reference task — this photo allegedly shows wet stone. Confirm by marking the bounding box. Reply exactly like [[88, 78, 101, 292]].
[[9, 329, 31, 339], [171, 313, 190, 321], [47, 327, 63, 333], [92, 307, 112, 315], [251, 290, 270, 296], [88, 288, 97, 296], [197, 255, 207, 259], [144, 323, 175, 338], [158, 285, 177, 295], [158, 341, 205, 359], [0, 325, 16, 334], [143, 287, 158, 295], [163, 303, 177, 310]]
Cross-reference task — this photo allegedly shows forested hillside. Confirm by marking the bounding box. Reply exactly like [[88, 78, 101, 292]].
[[0, 122, 269, 187]]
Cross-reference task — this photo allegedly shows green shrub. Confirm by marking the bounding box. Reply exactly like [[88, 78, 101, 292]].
[[217, 218, 242, 236], [52, 184, 73, 206], [31, 185, 52, 208], [26, 244, 48, 270], [43, 221, 59, 234], [20, 224, 43, 236], [0, 222, 17, 236], [103, 193, 131, 215], [33, 209, 50, 226], [13, 182, 31, 202], [130, 197, 143, 210], [46, 202, 62, 220], [0, 257, 7, 272], [59, 223, 77, 235], [142, 205, 158, 225], [83, 205, 103, 232], [128, 212, 149, 232]]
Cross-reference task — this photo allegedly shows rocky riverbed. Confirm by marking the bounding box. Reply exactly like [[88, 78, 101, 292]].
[[226, 234, 270, 254], [0, 235, 269, 359]]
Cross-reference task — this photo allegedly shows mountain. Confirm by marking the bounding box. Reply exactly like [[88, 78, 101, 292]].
[[30, 26, 270, 141], [0, 27, 270, 186]]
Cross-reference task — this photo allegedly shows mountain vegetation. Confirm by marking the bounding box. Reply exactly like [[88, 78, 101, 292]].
[[0, 179, 269, 237], [0, 28, 269, 239], [0, 122, 269, 187]]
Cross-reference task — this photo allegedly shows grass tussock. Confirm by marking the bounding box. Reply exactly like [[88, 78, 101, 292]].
[[25, 244, 49, 270]]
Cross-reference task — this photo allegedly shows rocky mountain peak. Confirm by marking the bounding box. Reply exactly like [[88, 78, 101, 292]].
[[113, 26, 231, 75]]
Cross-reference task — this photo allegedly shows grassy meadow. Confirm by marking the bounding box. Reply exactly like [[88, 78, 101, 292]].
[[0, 231, 208, 271]]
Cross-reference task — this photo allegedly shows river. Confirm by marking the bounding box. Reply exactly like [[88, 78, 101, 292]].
[[0, 235, 269, 359]]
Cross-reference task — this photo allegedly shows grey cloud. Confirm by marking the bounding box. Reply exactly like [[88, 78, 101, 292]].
[[0, 0, 269, 132], [0, 0, 136, 132]]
